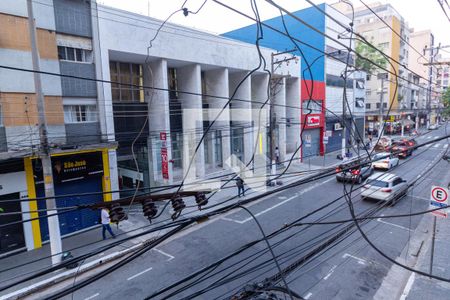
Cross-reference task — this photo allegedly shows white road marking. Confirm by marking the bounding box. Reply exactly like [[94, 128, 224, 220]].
[[278, 196, 287, 200], [84, 293, 100, 300], [343, 253, 366, 265], [221, 177, 335, 224], [153, 248, 175, 261], [400, 273, 416, 300], [425, 144, 431, 148], [377, 218, 413, 231], [323, 265, 337, 280], [433, 143, 441, 148], [426, 136, 432, 139], [304, 292, 313, 299], [127, 267, 153, 281], [444, 144, 449, 149]]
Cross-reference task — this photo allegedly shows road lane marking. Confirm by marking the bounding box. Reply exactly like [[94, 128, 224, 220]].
[[304, 292, 313, 299], [84, 293, 100, 300], [127, 267, 153, 281], [433, 144, 441, 148], [376, 218, 412, 231], [444, 144, 449, 149], [426, 136, 432, 139], [342, 253, 366, 265], [400, 273, 416, 300], [153, 248, 175, 261], [323, 265, 337, 280], [221, 177, 335, 224]]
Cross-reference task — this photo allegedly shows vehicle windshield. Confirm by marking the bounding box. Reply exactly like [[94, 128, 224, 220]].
[[373, 153, 389, 160], [368, 180, 389, 187]]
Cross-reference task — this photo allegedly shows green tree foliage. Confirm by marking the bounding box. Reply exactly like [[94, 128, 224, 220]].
[[355, 41, 388, 73], [442, 88, 450, 117]]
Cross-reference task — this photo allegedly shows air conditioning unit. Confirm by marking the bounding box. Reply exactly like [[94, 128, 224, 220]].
[[334, 123, 343, 131]]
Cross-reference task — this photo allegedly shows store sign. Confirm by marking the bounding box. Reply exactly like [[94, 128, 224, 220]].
[[306, 115, 321, 127], [51, 152, 103, 183], [160, 132, 169, 180]]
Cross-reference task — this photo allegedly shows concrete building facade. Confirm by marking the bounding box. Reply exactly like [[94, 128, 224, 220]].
[[224, 3, 365, 157]]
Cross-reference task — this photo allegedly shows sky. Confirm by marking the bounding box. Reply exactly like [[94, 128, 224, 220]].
[[99, 0, 450, 52]]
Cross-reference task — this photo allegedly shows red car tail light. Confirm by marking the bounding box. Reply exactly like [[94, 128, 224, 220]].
[[351, 169, 360, 175], [336, 167, 341, 173]]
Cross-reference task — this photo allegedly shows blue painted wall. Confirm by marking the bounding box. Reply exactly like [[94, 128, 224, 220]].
[[222, 4, 326, 82]]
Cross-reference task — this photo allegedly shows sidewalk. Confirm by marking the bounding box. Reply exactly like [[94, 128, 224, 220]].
[[0, 149, 355, 299]]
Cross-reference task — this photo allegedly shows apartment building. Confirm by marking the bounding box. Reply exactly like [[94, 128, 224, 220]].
[[224, 3, 366, 156]]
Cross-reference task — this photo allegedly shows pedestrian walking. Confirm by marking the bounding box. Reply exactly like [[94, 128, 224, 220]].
[[236, 176, 245, 197], [101, 207, 116, 240], [275, 147, 280, 165]]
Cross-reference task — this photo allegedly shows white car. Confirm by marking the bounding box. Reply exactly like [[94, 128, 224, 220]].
[[371, 152, 399, 170], [361, 173, 408, 204]]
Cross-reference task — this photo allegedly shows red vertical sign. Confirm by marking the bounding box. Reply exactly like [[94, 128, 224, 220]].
[[160, 132, 169, 180]]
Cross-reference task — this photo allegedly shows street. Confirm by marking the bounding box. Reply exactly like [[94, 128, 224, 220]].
[[50, 127, 450, 300]]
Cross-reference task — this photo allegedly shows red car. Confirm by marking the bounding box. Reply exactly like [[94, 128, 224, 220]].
[[390, 141, 413, 158], [399, 138, 417, 148]]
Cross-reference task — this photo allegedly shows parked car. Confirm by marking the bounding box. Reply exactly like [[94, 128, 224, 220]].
[[371, 152, 399, 170], [361, 173, 408, 204], [428, 124, 438, 130], [399, 138, 417, 148], [335, 162, 374, 184], [390, 141, 413, 158]]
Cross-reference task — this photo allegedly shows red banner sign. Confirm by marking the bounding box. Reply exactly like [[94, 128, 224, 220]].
[[160, 132, 169, 180], [306, 115, 321, 127]]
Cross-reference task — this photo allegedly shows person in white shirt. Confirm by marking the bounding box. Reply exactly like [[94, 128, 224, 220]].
[[101, 207, 116, 240]]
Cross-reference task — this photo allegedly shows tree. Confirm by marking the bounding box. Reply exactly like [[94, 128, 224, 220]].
[[442, 88, 450, 117], [355, 41, 388, 73]]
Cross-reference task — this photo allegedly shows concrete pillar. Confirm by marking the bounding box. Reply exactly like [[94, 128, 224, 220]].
[[229, 71, 253, 166], [286, 78, 301, 159], [274, 78, 286, 163], [143, 59, 173, 185], [177, 64, 205, 180], [204, 68, 230, 169], [251, 74, 270, 158]]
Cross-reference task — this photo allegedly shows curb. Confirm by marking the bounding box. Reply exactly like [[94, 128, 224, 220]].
[[0, 243, 145, 300]]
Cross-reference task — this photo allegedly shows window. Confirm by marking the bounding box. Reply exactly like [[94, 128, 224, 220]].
[[168, 68, 179, 99], [366, 89, 372, 96], [64, 105, 97, 123], [378, 42, 389, 49], [366, 74, 371, 81], [110, 61, 144, 102], [302, 100, 322, 113], [356, 80, 365, 89], [355, 98, 365, 108], [58, 46, 90, 62], [366, 103, 371, 109], [383, 103, 387, 108], [376, 103, 380, 109], [392, 178, 403, 186]]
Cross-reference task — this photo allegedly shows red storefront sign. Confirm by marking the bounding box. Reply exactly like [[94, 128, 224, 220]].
[[306, 115, 321, 127], [160, 132, 169, 180]]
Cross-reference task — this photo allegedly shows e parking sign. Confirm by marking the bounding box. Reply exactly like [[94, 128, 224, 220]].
[[430, 186, 449, 218]]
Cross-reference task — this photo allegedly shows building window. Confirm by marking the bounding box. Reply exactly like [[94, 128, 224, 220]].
[[383, 103, 387, 108], [366, 103, 371, 109], [168, 68, 179, 99], [58, 46, 90, 62], [64, 105, 98, 123], [378, 42, 389, 49], [356, 80, 365, 89], [366, 74, 371, 81], [366, 89, 372, 96], [302, 100, 322, 114], [110, 61, 144, 102], [376, 103, 380, 109]]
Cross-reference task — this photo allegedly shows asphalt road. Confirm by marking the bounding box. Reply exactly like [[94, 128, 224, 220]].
[[64, 126, 450, 300]]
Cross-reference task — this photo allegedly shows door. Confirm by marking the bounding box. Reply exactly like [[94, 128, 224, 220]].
[[302, 128, 320, 159], [0, 192, 25, 255], [37, 177, 103, 242]]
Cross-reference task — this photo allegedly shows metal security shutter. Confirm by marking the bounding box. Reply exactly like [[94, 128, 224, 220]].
[[302, 128, 320, 159]]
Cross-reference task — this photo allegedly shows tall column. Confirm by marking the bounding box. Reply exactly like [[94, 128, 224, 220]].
[[274, 78, 287, 163], [204, 68, 230, 168], [286, 78, 301, 159], [177, 64, 205, 180], [251, 74, 270, 158], [144, 59, 173, 185], [229, 71, 253, 166]]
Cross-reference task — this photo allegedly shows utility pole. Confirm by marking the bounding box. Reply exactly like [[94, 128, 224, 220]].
[[377, 73, 388, 139], [27, 0, 62, 265], [270, 50, 297, 174]]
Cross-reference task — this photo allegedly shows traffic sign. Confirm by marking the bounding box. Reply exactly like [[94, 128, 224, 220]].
[[430, 186, 448, 218]]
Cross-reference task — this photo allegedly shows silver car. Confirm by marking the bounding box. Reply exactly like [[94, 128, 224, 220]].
[[361, 173, 408, 204], [371, 152, 399, 170]]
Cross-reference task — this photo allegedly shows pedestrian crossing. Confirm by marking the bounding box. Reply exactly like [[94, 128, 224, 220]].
[[420, 142, 449, 150]]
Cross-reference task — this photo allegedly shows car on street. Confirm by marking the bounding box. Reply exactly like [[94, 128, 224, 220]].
[[390, 141, 413, 158], [361, 173, 408, 204], [428, 124, 438, 130], [335, 162, 374, 184], [373, 136, 392, 152], [399, 138, 417, 148], [371, 152, 399, 170]]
